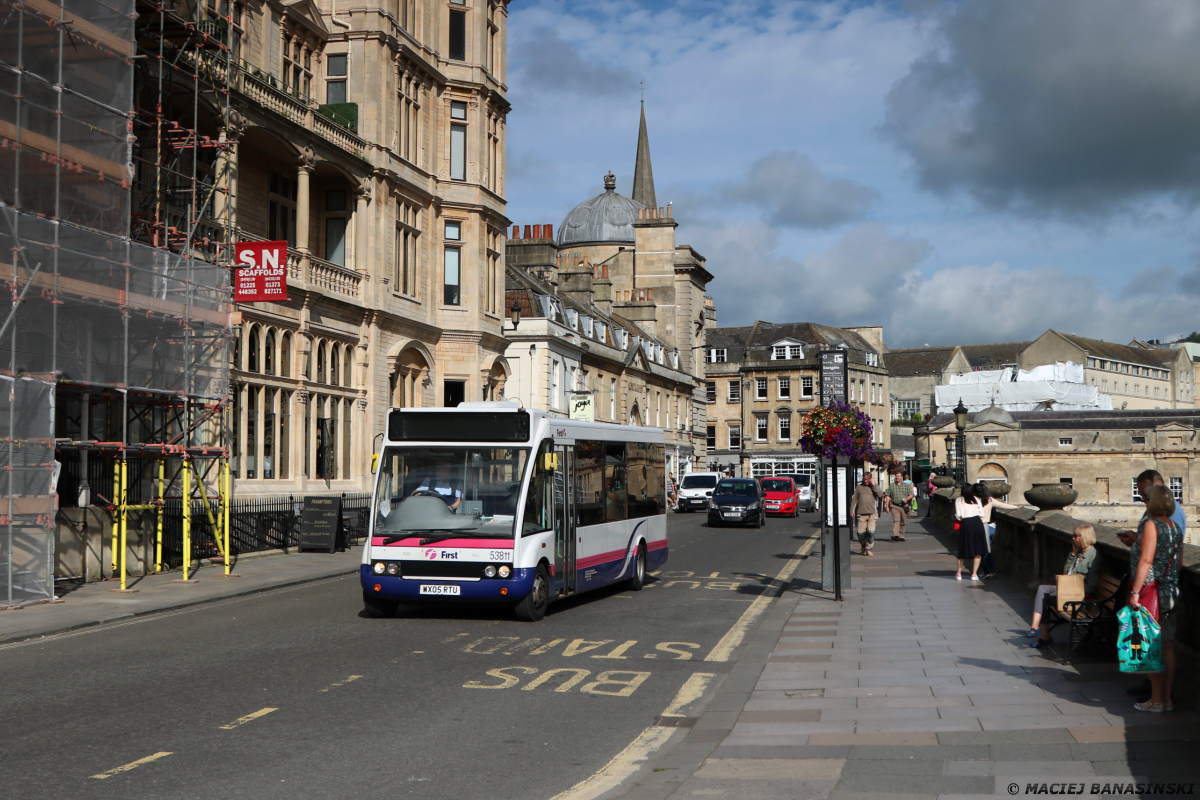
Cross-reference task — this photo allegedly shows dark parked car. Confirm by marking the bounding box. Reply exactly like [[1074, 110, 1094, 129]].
[[707, 478, 765, 528]]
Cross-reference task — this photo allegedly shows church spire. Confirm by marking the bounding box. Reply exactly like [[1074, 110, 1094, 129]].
[[631, 100, 657, 209]]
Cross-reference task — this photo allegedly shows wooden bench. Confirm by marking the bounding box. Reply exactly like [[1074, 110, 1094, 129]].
[[1045, 572, 1127, 665]]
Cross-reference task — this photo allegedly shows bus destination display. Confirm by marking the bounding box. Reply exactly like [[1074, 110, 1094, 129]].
[[387, 410, 531, 442]]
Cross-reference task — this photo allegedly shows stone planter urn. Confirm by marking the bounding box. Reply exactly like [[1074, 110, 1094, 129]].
[[1024, 483, 1077, 514], [984, 482, 1012, 499], [931, 476, 955, 489]]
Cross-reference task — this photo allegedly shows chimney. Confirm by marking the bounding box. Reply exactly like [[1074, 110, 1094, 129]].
[[511, 225, 519, 239], [523, 225, 532, 239], [544, 223, 553, 240], [593, 264, 613, 315], [557, 253, 594, 309], [532, 224, 542, 238]]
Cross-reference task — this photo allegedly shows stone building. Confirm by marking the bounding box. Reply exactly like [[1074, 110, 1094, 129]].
[[502, 104, 714, 475], [886, 346, 971, 419], [1023, 331, 1195, 410], [888, 332, 1195, 426], [704, 322, 890, 479], [927, 407, 1200, 541], [214, 0, 512, 494]]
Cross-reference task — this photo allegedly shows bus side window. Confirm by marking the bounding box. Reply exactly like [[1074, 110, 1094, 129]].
[[574, 441, 605, 527], [521, 443, 553, 535], [605, 442, 626, 522]]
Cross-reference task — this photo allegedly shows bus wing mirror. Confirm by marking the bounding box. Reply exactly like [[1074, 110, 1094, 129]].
[[371, 453, 379, 474], [542, 452, 559, 472]]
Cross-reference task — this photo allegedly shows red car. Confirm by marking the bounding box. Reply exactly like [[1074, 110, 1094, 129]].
[[760, 476, 800, 517]]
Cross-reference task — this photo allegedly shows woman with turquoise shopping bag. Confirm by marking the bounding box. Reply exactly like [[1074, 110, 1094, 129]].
[[1124, 484, 1183, 712]]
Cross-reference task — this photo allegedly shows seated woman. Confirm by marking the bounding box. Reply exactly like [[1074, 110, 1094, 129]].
[[1028, 524, 1099, 647]]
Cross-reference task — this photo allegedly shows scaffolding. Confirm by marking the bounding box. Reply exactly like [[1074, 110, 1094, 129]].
[[0, 0, 233, 604]]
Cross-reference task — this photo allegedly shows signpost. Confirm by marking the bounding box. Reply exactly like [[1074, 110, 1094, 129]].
[[299, 495, 342, 553], [233, 240, 288, 303], [818, 350, 851, 600], [569, 391, 594, 422]]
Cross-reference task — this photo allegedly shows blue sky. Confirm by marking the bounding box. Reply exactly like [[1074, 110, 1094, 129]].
[[502, 0, 1200, 349]]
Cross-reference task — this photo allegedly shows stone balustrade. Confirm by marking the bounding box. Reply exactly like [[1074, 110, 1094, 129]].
[[930, 489, 1200, 710]]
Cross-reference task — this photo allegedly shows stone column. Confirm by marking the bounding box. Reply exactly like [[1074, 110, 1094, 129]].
[[216, 108, 244, 237], [354, 177, 373, 304]]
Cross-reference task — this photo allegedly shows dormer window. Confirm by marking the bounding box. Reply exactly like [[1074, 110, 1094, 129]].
[[596, 322, 607, 343], [582, 316, 594, 337], [565, 308, 578, 329], [865, 352, 879, 366], [707, 348, 727, 363], [772, 346, 787, 360]]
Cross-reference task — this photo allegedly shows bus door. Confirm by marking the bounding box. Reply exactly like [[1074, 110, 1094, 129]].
[[553, 444, 577, 596]]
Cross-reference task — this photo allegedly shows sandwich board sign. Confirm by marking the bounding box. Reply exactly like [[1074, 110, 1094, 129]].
[[234, 240, 288, 302]]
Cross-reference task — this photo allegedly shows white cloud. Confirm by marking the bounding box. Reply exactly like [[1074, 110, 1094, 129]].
[[720, 151, 878, 229]]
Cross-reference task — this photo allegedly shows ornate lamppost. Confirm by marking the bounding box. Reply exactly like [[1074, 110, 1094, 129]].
[[953, 398, 969, 486]]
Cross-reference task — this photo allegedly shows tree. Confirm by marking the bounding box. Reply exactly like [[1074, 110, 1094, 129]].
[[1177, 332, 1200, 344]]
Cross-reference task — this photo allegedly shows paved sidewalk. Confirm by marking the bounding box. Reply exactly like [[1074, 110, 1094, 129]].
[[634, 516, 1200, 799], [0, 548, 362, 645]]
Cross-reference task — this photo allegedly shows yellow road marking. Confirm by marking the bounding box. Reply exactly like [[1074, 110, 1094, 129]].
[[661, 672, 715, 717], [704, 534, 817, 662], [91, 751, 172, 779], [219, 707, 278, 729], [319, 675, 363, 693], [547, 670, 713, 800]]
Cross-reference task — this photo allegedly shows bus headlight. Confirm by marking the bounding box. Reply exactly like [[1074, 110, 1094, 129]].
[[372, 562, 386, 575], [498, 565, 512, 578], [386, 562, 400, 575], [483, 565, 497, 578]]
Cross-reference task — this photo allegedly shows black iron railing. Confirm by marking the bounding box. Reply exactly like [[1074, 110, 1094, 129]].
[[159, 492, 371, 568]]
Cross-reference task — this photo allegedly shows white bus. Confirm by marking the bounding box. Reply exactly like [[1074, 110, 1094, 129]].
[[362, 403, 668, 621]]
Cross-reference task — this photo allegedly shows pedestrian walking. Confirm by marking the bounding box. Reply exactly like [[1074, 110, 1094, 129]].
[[667, 472, 679, 510], [884, 472, 915, 542], [953, 483, 988, 581], [849, 472, 884, 556]]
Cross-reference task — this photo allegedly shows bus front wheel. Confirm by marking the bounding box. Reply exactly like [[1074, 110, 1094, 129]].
[[363, 592, 400, 618], [627, 544, 647, 591], [515, 565, 550, 622]]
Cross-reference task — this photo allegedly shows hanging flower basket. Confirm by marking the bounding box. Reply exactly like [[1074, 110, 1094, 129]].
[[871, 451, 902, 474], [798, 402, 875, 462]]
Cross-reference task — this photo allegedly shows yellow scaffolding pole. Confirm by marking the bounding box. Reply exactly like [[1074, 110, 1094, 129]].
[[189, 458, 224, 560], [155, 459, 165, 573], [181, 459, 192, 581], [118, 459, 127, 590], [223, 460, 233, 577]]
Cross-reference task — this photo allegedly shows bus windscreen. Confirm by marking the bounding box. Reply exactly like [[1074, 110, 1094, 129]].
[[388, 410, 530, 442]]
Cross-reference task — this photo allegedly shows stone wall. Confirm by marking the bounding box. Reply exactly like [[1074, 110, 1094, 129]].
[[931, 490, 1200, 710]]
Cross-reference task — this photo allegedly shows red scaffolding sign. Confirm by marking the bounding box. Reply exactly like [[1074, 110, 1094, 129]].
[[233, 241, 288, 302]]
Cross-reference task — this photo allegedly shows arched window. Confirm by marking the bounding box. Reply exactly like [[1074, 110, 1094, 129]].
[[264, 329, 276, 375], [316, 341, 326, 384], [231, 332, 241, 371], [344, 346, 353, 389], [247, 325, 260, 372], [281, 332, 292, 377], [330, 344, 341, 386]]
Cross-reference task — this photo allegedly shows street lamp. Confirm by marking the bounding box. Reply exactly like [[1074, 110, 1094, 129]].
[[944, 433, 954, 470], [953, 398, 968, 486], [510, 301, 521, 330]]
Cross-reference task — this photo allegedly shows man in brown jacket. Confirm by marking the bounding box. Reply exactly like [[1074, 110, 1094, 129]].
[[849, 472, 884, 556]]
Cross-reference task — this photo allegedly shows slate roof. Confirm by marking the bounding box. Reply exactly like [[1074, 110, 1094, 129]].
[[885, 346, 960, 376], [959, 341, 1032, 369], [1054, 331, 1172, 367], [706, 321, 884, 368]]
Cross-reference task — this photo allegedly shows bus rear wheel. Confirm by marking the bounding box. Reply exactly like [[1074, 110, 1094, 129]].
[[363, 592, 399, 618], [514, 565, 550, 622], [627, 544, 647, 591]]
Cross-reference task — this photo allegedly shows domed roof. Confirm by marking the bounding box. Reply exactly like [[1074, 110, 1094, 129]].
[[557, 172, 644, 247], [974, 405, 1014, 424]]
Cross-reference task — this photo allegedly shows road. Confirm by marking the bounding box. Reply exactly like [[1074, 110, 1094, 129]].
[[0, 509, 820, 800]]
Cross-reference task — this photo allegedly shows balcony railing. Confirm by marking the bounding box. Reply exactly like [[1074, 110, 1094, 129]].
[[308, 255, 361, 300]]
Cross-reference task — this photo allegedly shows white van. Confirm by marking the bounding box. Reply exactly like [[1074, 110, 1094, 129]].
[[676, 472, 722, 512]]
